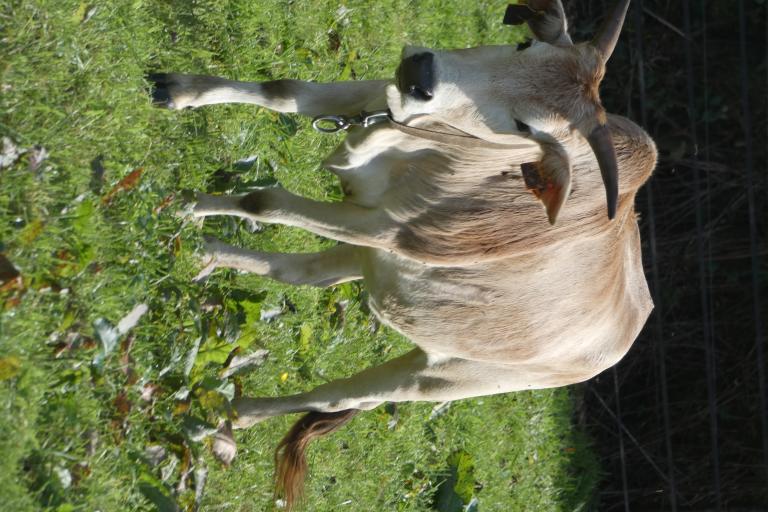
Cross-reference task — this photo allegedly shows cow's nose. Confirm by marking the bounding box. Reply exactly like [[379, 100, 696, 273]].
[[397, 52, 435, 101]]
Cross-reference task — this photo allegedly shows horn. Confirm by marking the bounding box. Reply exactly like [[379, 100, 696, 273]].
[[592, 0, 631, 62], [586, 124, 619, 219]]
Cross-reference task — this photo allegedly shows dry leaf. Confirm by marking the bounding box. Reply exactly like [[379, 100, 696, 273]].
[[0, 137, 23, 168], [114, 391, 131, 417], [0, 253, 20, 283], [221, 349, 269, 378], [93, 304, 147, 367], [3, 295, 22, 310], [93, 318, 119, 366], [111, 391, 132, 441], [90, 155, 105, 193], [260, 307, 283, 322], [221, 346, 241, 371], [145, 445, 168, 467], [19, 219, 44, 246], [54, 466, 72, 489], [194, 466, 208, 508], [27, 145, 48, 172], [197, 389, 228, 416], [212, 421, 237, 466], [81, 337, 97, 350], [120, 334, 138, 384], [153, 193, 176, 215], [117, 303, 149, 334], [71, 462, 91, 487], [429, 401, 452, 420], [327, 29, 341, 52], [85, 429, 99, 456], [0, 276, 23, 294], [124, 366, 138, 385], [173, 400, 190, 416], [141, 383, 159, 401], [52, 341, 69, 358], [102, 167, 144, 204], [182, 416, 217, 441], [82, 6, 97, 23], [0, 356, 22, 380], [178, 443, 192, 488]]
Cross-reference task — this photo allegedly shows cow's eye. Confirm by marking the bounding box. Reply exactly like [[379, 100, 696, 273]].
[[515, 119, 530, 132]]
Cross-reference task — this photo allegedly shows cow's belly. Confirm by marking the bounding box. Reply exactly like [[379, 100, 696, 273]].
[[359, 224, 652, 370]]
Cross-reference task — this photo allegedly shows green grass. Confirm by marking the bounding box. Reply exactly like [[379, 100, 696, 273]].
[[0, 1, 599, 510]]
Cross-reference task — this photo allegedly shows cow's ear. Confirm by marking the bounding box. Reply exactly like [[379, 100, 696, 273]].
[[521, 145, 572, 225], [504, 0, 572, 47]]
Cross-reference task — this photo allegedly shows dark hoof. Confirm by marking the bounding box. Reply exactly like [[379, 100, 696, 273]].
[[147, 73, 176, 109], [174, 189, 197, 220]]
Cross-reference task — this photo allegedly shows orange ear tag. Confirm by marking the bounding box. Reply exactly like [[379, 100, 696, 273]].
[[521, 161, 568, 225]]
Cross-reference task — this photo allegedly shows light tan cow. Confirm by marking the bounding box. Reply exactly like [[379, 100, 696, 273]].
[[150, 0, 655, 506]]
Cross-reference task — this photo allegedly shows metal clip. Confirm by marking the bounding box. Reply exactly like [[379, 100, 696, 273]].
[[312, 115, 350, 133], [358, 110, 391, 128], [312, 110, 391, 133]]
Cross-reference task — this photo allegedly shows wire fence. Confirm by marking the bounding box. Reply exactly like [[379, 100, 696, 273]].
[[576, 1, 767, 510]]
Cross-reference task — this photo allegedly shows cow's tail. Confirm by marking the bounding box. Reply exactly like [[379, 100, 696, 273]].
[[274, 409, 360, 509]]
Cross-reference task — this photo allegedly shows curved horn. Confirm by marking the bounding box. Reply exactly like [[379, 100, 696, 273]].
[[592, 0, 631, 62], [586, 124, 619, 219]]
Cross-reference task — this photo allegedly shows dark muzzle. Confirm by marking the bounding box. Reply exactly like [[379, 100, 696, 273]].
[[397, 52, 435, 101]]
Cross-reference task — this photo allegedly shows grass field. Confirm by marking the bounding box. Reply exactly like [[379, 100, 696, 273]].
[[0, 1, 599, 510]]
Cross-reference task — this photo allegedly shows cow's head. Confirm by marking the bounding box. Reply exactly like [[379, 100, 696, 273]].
[[386, 0, 631, 224]]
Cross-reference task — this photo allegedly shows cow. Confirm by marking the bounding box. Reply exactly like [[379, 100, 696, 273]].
[[149, 0, 656, 506]]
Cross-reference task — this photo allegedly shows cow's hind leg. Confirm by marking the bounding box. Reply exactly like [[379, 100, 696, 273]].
[[231, 349, 553, 429], [148, 73, 388, 115], [195, 237, 362, 286]]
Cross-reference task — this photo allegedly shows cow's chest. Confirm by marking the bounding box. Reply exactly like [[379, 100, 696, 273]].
[[321, 124, 442, 208]]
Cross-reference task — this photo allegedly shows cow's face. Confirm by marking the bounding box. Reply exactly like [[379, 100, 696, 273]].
[[387, 0, 631, 223], [388, 42, 606, 139]]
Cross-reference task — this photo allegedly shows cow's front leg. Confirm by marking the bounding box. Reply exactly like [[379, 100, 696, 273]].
[[195, 237, 363, 286], [190, 188, 396, 250], [149, 73, 388, 115]]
